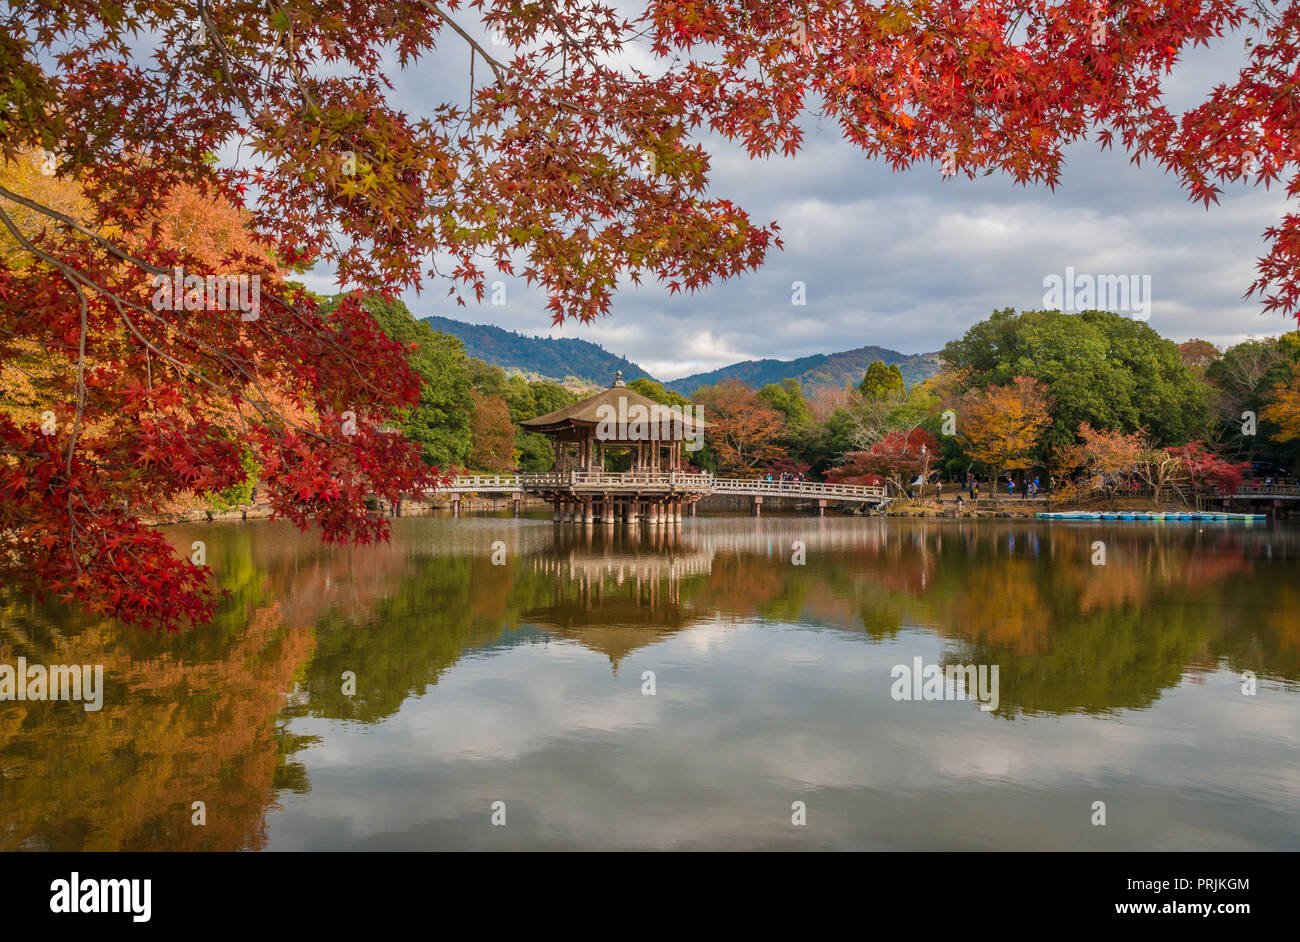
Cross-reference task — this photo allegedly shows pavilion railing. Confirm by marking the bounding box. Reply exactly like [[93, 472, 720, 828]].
[[519, 470, 715, 489]]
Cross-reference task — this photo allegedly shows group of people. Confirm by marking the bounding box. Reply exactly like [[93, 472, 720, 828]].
[[759, 472, 807, 485], [946, 472, 1049, 503], [1005, 476, 1042, 498]]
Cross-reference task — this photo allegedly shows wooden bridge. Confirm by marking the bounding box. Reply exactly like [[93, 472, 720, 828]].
[[432, 471, 888, 521]]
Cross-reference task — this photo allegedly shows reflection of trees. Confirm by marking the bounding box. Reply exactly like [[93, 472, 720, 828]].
[[284, 555, 525, 722], [829, 524, 1290, 716], [0, 557, 315, 850], [4, 517, 1296, 850], [618, 521, 1297, 716], [490, 522, 1298, 715], [1206, 580, 1300, 682], [0, 522, 404, 850]]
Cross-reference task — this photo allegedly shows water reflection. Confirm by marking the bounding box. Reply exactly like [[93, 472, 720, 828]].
[[2, 517, 1297, 850]]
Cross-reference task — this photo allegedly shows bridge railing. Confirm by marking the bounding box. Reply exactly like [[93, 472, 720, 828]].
[[438, 472, 886, 501], [444, 474, 522, 492], [1232, 484, 1300, 497], [712, 478, 887, 500]]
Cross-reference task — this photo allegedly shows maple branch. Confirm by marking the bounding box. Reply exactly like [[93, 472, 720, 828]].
[[196, 0, 266, 119], [270, 2, 325, 116], [0, 173, 395, 419], [0, 196, 286, 449], [0, 183, 169, 275], [419, 0, 508, 83]]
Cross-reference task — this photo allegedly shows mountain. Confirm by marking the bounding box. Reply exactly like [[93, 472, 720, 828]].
[[422, 315, 943, 392], [422, 315, 654, 387], [664, 346, 943, 394]]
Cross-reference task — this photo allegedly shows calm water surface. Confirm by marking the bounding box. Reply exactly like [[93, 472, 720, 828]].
[[2, 515, 1298, 850]]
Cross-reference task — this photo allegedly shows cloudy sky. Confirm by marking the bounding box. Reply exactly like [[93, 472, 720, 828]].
[[295, 15, 1298, 382]]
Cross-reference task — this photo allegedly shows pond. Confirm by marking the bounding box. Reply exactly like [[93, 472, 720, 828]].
[[2, 515, 1297, 850]]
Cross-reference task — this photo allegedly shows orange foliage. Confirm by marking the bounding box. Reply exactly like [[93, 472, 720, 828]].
[[470, 392, 516, 471], [695, 379, 786, 473], [1260, 362, 1300, 443], [958, 377, 1053, 479]]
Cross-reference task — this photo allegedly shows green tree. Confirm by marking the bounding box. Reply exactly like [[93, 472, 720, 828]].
[[859, 361, 906, 401], [758, 378, 813, 432], [466, 358, 511, 400], [504, 376, 579, 471], [758, 378, 815, 463], [942, 309, 1207, 462], [804, 406, 859, 476], [330, 294, 474, 468], [627, 377, 691, 407], [1206, 334, 1300, 466]]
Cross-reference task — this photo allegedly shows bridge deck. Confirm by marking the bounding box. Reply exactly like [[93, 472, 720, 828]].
[[436, 473, 887, 504]]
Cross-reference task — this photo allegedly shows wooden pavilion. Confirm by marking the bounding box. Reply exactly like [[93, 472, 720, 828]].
[[518, 371, 712, 525]]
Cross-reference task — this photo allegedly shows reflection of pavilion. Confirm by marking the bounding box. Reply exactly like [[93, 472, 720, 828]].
[[523, 526, 715, 670], [519, 372, 712, 525]]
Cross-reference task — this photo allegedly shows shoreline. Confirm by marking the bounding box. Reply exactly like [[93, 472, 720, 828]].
[[144, 496, 1290, 525]]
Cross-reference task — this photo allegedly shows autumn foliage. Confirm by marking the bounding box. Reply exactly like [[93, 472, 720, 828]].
[[834, 428, 940, 494], [957, 377, 1054, 482], [1064, 423, 1249, 498], [693, 379, 785, 473], [468, 392, 516, 471], [1260, 363, 1300, 443], [4, 2, 1300, 627], [0, 153, 438, 630]]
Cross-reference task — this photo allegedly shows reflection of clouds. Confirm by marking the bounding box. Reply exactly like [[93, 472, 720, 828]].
[[267, 620, 1300, 850], [672, 620, 749, 655]]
